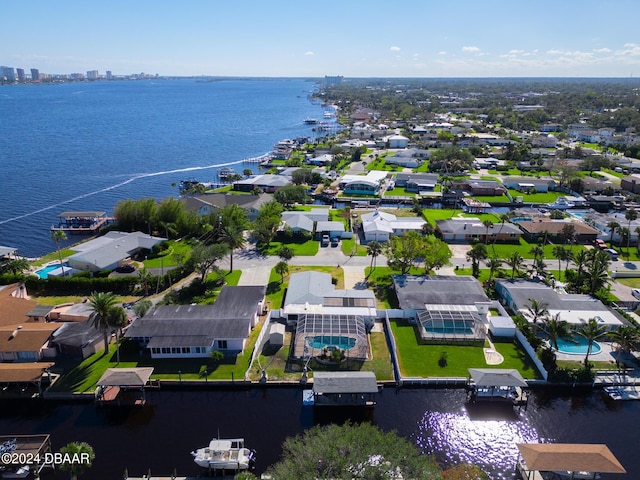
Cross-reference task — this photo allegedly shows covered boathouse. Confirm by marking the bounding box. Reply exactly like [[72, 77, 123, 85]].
[[516, 443, 626, 479], [311, 371, 379, 407], [95, 367, 156, 406], [466, 368, 529, 408]]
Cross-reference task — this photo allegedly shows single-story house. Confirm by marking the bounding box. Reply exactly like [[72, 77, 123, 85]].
[[393, 173, 439, 192], [502, 177, 556, 193], [576, 210, 640, 244], [0, 245, 18, 260], [516, 219, 600, 243], [315, 221, 346, 239], [495, 279, 625, 329], [305, 153, 333, 166], [50, 320, 105, 358], [392, 275, 515, 340], [384, 134, 409, 149], [340, 171, 387, 195], [450, 179, 506, 196], [361, 210, 425, 243], [125, 285, 266, 358], [621, 174, 640, 194], [233, 174, 291, 193], [281, 212, 314, 234], [67, 231, 166, 273], [436, 218, 521, 243], [282, 271, 377, 322], [180, 193, 271, 220], [0, 323, 59, 362]]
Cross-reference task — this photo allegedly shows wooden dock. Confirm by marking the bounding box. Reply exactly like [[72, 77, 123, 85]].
[[51, 211, 113, 234]]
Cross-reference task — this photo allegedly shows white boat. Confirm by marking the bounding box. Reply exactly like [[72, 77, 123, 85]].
[[547, 197, 575, 210], [1, 465, 30, 479], [303, 117, 318, 124], [323, 111, 333, 118], [191, 438, 256, 471]]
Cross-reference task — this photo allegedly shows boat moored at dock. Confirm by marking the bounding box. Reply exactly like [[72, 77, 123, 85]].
[[191, 438, 256, 473]]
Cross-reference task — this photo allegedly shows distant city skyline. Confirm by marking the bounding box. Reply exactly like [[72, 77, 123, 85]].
[[2, 0, 640, 78]]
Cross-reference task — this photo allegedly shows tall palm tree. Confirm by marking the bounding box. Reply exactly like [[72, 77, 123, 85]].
[[59, 441, 94, 480], [137, 268, 153, 297], [466, 242, 487, 278], [529, 245, 544, 262], [526, 298, 549, 333], [108, 305, 128, 364], [506, 251, 524, 279], [89, 291, 118, 355], [482, 220, 493, 245], [219, 225, 245, 273], [608, 325, 640, 370], [485, 256, 503, 284], [625, 208, 638, 253], [51, 229, 68, 276], [552, 245, 569, 281], [492, 213, 511, 254], [366, 241, 383, 276], [607, 221, 620, 245], [542, 313, 570, 351], [574, 317, 609, 369], [275, 261, 289, 285]]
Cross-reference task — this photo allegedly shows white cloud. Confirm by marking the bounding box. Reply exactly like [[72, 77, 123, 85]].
[[620, 43, 640, 56], [462, 46, 480, 53], [594, 48, 611, 53], [304, 51, 314, 56], [509, 49, 525, 54], [438, 51, 447, 55], [390, 46, 401, 52]]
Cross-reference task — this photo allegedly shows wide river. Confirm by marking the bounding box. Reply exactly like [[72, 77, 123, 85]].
[[0, 386, 637, 479]]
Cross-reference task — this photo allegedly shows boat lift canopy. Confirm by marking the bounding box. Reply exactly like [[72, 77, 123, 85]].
[[517, 443, 626, 474], [468, 368, 528, 388], [97, 367, 154, 387]]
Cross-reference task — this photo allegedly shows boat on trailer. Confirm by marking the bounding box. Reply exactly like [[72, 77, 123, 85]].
[[191, 438, 256, 472]]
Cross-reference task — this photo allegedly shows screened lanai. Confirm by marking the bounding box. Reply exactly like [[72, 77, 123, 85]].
[[417, 305, 486, 343], [292, 313, 369, 361]]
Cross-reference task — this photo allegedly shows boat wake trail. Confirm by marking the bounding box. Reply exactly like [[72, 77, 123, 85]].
[[0, 157, 264, 225]]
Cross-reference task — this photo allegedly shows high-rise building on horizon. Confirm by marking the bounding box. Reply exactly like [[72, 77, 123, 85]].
[[106, 70, 112, 80], [30, 68, 40, 81], [325, 75, 343, 86], [16, 68, 25, 82], [0, 66, 16, 82], [86, 70, 99, 80]]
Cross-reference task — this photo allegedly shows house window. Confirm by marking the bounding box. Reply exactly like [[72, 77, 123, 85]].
[[161, 347, 169, 354], [194, 347, 201, 354], [182, 347, 189, 354], [171, 347, 180, 354], [510, 233, 516, 237], [217, 340, 228, 349]]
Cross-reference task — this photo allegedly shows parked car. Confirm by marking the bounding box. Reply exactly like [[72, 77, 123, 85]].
[[603, 248, 619, 260], [632, 289, 640, 300], [592, 239, 606, 249], [321, 234, 330, 246], [331, 236, 339, 247], [115, 263, 137, 273]]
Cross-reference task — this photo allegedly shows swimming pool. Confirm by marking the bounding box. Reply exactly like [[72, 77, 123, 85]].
[[34, 263, 68, 279], [306, 335, 356, 350], [554, 336, 602, 355]]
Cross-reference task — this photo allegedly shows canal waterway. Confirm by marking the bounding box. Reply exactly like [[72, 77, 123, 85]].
[[0, 386, 638, 479]]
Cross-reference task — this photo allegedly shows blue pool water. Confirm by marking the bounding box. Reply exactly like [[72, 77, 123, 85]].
[[306, 335, 356, 350], [555, 336, 602, 355], [34, 263, 68, 279]]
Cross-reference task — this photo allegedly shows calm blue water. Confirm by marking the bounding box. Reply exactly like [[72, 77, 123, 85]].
[[0, 79, 326, 257]]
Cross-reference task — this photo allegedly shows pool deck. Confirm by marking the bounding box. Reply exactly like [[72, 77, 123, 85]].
[[553, 340, 616, 364]]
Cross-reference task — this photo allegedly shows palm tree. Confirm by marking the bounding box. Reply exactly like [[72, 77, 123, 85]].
[[51, 229, 68, 276], [275, 261, 289, 284], [625, 208, 638, 253], [542, 313, 570, 351], [607, 221, 620, 245], [506, 251, 524, 279], [608, 325, 640, 370], [485, 256, 503, 284], [219, 225, 245, 273], [529, 245, 544, 262], [574, 317, 609, 369], [421, 222, 434, 237], [526, 298, 549, 333], [482, 220, 493, 245], [366, 241, 383, 276], [59, 441, 94, 480], [89, 291, 118, 355], [108, 305, 128, 364], [466, 242, 487, 278], [492, 213, 511, 254], [137, 268, 153, 297]]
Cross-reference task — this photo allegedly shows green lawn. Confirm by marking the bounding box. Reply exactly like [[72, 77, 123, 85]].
[[472, 194, 510, 203], [341, 237, 368, 256], [31, 248, 77, 266], [390, 320, 540, 379], [491, 238, 585, 260], [143, 239, 194, 268], [508, 189, 565, 203], [261, 237, 319, 256], [384, 187, 417, 197]]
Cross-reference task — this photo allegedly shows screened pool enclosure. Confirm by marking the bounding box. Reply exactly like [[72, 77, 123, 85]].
[[417, 307, 485, 343], [292, 314, 369, 361]]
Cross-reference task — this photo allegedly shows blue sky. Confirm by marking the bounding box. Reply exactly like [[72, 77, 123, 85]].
[[3, 0, 640, 77]]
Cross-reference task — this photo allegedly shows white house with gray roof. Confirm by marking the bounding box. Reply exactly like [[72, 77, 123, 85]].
[[282, 271, 376, 321], [67, 231, 165, 273], [361, 210, 425, 242], [495, 279, 624, 329]]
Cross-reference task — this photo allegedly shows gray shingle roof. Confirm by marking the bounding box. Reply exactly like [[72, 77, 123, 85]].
[[393, 275, 489, 309]]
